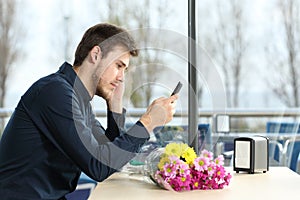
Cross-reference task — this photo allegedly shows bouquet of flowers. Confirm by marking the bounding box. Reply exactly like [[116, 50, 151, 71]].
[[147, 142, 232, 192]]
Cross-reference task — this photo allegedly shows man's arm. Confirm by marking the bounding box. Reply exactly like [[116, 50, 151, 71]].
[[25, 81, 149, 182], [90, 109, 124, 144]]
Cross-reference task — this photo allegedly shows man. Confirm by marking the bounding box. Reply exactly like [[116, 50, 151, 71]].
[[0, 23, 178, 199]]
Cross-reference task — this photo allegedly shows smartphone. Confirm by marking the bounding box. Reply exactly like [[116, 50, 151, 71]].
[[171, 81, 183, 96]]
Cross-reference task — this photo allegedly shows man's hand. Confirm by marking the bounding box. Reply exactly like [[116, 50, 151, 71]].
[[106, 82, 124, 113], [139, 94, 178, 132]]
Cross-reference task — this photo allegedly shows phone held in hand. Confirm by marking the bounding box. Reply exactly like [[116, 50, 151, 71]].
[[171, 81, 183, 96]]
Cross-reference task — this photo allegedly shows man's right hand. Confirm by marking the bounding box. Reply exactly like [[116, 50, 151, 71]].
[[139, 95, 178, 132]]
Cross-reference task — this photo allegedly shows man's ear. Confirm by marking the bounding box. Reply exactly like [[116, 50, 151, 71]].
[[90, 45, 102, 63]]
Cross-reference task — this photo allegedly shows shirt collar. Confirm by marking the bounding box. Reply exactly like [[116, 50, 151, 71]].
[[58, 62, 92, 102]]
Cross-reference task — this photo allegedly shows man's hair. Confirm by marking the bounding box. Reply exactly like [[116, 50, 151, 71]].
[[73, 23, 138, 66]]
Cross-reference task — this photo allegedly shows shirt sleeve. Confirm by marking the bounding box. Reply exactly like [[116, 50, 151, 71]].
[[90, 109, 124, 144], [22, 81, 150, 182], [106, 109, 126, 140]]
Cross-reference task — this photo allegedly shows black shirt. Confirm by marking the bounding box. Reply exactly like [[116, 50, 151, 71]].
[[0, 62, 149, 200]]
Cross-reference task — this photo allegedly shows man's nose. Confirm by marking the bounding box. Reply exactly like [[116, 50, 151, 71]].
[[117, 70, 124, 82]]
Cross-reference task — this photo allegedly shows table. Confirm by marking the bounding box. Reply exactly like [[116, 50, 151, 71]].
[[88, 167, 300, 200]]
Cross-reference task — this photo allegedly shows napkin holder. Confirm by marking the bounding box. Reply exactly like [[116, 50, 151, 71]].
[[233, 136, 269, 174]]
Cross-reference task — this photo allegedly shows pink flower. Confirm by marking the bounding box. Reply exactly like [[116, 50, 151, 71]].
[[179, 175, 191, 191], [193, 156, 209, 172], [163, 163, 177, 178], [191, 178, 201, 190], [224, 172, 232, 186], [206, 163, 215, 176], [153, 146, 232, 192], [200, 149, 213, 160], [215, 165, 225, 178], [169, 155, 180, 165], [167, 174, 191, 191], [177, 160, 190, 176], [214, 155, 225, 166]]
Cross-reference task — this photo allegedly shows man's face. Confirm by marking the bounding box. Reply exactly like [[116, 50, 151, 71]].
[[95, 46, 130, 99]]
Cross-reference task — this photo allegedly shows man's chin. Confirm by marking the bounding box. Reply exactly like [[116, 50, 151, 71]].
[[97, 91, 112, 100]]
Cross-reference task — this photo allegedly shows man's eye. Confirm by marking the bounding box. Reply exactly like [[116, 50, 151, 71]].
[[117, 64, 122, 68]]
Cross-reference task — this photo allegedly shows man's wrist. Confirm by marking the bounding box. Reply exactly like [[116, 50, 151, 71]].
[[107, 100, 123, 114], [139, 114, 154, 132]]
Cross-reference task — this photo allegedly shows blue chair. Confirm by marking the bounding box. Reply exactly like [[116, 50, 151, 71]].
[[198, 124, 212, 152], [153, 124, 211, 153], [266, 122, 300, 172], [127, 124, 211, 169], [297, 154, 300, 173], [65, 173, 97, 200]]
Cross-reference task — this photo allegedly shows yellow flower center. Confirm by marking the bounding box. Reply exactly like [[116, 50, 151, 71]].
[[199, 160, 204, 166]]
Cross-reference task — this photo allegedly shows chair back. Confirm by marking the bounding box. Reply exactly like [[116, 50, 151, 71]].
[[153, 124, 211, 153], [266, 122, 300, 172], [65, 173, 97, 200]]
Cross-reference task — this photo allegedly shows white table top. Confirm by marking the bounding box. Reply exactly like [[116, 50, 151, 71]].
[[88, 167, 300, 200]]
